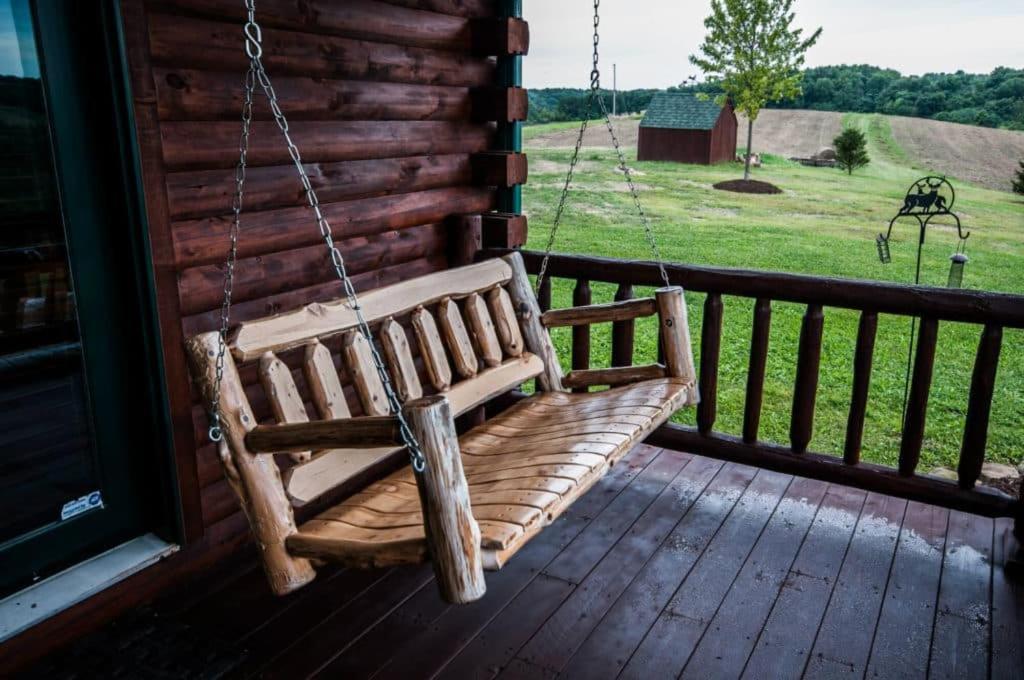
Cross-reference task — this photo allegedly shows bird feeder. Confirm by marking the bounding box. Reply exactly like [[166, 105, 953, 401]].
[[948, 250, 968, 289]]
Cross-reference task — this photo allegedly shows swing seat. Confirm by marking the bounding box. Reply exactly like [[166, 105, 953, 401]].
[[186, 252, 697, 601]]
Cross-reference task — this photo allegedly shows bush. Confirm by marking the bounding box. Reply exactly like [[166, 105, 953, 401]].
[[1013, 160, 1024, 195], [833, 127, 871, 175]]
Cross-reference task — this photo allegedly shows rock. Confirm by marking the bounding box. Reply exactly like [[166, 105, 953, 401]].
[[815, 147, 837, 160], [929, 467, 958, 481], [980, 462, 1019, 484]]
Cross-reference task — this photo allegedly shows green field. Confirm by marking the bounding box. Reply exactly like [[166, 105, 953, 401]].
[[523, 113, 1024, 471]]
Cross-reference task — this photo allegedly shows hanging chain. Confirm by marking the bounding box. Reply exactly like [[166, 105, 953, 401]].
[[209, 0, 426, 473], [536, 0, 671, 294]]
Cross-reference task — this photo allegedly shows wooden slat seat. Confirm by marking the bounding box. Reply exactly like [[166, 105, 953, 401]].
[[287, 378, 691, 570]]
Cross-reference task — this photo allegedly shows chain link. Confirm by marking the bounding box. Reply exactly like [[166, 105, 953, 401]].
[[209, 0, 426, 473], [536, 0, 671, 294]]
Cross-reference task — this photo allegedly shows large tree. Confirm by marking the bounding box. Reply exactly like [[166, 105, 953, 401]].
[[690, 0, 822, 180]]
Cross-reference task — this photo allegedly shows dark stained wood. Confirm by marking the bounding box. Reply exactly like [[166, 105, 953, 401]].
[[500, 249, 1024, 329], [165, 154, 473, 221], [790, 303, 824, 454], [471, 151, 528, 187], [514, 452, 711, 675], [571, 279, 591, 393], [13, 445, 1022, 680], [844, 311, 878, 464], [742, 297, 770, 443], [697, 293, 723, 435], [958, 324, 1003, 489], [865, 501, 949, 679], [470, 17, 530, 55], [561, 462, 755, 680], [680, 477, 829, 679], [172, 186, 494, 268], [803, 493, 907, 679], [991, 519, 1024, 680], [378, 0, 498, 18], [646, 424, 1017, 519], [899, 317, 939, 476], [161, 120, 495, 171], [159, 0, 476, 52], [447, 214, 483, 267], [471, 86, 529, 123], [741, 484, 866, 679], [147, 14, 495, 87], [929, 511, 994, 680], [177, 222, 448, 314], [155, 68, 474, 122], [480, 212, 528, 249], [619, 469, 792, 678], [611, 283, 635, 368], [121, 0, 205, 542]]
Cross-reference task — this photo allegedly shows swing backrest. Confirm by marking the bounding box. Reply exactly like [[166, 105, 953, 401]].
[[189, 253, 558, 507]]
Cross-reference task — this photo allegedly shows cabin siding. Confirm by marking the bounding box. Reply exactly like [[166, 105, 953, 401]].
[[0, 0, 516, 666]]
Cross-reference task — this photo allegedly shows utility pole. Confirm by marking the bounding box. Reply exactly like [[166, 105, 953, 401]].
[[613, 63, 618, 116]]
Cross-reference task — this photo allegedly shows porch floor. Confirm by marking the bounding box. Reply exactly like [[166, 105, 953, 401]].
[[28, 444, 1024, 679]]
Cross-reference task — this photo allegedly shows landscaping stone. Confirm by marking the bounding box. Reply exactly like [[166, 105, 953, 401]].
[[980, 462, 1019, 485], [928, 467, 958, 481]]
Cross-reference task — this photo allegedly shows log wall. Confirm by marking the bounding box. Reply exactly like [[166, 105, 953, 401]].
[[120, 0, 528, 547]]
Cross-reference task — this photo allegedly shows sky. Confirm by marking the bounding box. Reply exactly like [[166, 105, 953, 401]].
[[0, 0, 38, 78], [525, 0, 1024, 89]]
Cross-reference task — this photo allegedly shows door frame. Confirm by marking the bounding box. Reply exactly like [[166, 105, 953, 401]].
[[0, 0, 179, 595]]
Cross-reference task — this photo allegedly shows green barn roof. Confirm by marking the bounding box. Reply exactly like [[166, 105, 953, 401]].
[[640, 92, 727, 130]]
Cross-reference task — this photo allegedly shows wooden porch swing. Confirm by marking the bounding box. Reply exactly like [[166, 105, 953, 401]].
[[186, 0, 697, 604]]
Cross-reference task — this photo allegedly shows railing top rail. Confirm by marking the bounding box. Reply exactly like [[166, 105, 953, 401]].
[[486, 249, 1024, 329]]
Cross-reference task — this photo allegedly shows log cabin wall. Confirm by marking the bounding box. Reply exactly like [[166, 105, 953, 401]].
[[0, 1, 531, 667]]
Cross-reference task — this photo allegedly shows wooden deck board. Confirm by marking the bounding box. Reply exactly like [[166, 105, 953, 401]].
[[19, 444, 1023, 680]]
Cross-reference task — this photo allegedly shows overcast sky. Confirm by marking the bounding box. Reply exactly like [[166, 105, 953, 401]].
[[525, 0, 1024, 89]]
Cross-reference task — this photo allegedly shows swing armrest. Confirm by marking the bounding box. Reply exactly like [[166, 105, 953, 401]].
[[562, 364, 668, 389], [245, 416, 403, 454], [541, 297, 657, 328]]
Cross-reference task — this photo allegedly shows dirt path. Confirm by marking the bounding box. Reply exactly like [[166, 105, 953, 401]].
[[736, 109, 843, 159], [887, 116, 1024, 192]]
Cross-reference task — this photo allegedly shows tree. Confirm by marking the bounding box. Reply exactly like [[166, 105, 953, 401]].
[[690, 0, 822, 180], [1013, 161, 1024, 195], [833, 127, 870, 175]]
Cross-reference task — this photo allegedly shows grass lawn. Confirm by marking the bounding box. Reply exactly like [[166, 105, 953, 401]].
[[522, 113, 1024, 471]]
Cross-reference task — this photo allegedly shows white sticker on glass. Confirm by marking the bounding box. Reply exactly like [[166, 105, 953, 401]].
[[60, 491, 104, 521]]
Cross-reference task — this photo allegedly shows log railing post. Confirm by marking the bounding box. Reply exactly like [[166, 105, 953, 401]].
[[697, 293, 724, 435], [405, 396, 486, 604], [899, 317, 939, 476], [743, 298, 771, 443], [611, 283, 635, 367], [957, 324, 1003, 489], [844, 311, 878, 465], [790, 304, 824, 454], [572, 279, 592, 393]]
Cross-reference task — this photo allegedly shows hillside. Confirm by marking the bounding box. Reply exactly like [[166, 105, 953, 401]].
[[527, 110, 1024, 192]]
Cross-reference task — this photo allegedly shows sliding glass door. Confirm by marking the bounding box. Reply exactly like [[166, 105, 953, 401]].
[[0, 0, 172, 595]]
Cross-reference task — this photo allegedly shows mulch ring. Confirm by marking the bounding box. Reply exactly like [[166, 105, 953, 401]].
[[713, 179, 783, 194]]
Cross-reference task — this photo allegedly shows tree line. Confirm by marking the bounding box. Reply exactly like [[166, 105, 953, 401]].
[[528, 65, 1024, 131]]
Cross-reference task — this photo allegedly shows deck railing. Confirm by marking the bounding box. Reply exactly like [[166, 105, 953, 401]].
[[489, 248, 1024, 525]]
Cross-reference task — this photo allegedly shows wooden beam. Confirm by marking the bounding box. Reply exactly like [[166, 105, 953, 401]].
[[562, 364, 667, 390], [471, 17, 529, 56], [742, 298, 771, 443], [697, 293, 724, 435], [844, 311, 878, 464], [481, 212, 528, 249], [790, 304, 824, 453], [471, 86, 529, 123], [503, 252, 564, 392], [541, 297, 657, 328], [448, 214, 482, 267], [572, 280, 592, 393], [958, 324, 1003, 489], [899, 318, 939, 476], [471, 151, 528, 187], [246, 417, 403, 454]]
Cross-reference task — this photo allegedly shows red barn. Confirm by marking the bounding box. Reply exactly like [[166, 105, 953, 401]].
[[637, 92, 737, 164]]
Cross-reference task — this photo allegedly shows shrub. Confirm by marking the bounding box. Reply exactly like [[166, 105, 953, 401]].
[[833, 127, 871, 175]]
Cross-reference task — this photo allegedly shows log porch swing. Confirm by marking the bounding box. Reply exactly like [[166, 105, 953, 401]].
[[187, 0, 697, 603]]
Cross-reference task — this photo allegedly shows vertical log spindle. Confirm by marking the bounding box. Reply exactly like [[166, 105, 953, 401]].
[[406, 396, 486, 604], [790, 304, 825, 454], [697, 293, 724, 435], [957, 324, 1003, 489], [898, 317, 939, 476], [844, 311, 878, 465], [742, 298, 771, 443], [572, 279, 592, 393], [655, 287, 697, 391], [535, 273, 554, 392], [611, 283, 635, 367]]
